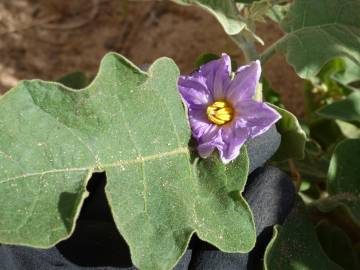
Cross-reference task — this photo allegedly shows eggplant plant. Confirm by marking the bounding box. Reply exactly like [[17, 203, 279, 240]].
[[0, 0, 359, 269]]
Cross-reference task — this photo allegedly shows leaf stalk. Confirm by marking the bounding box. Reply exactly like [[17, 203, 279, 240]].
[[231, 33, 258, 62]]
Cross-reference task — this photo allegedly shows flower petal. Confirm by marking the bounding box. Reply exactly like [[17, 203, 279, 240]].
[[226, 60, 261, 103], [198, 143, 216, 158], [188, 108, 212, 139], [199, 53, 232, 100], [218, 123, 248, 164], [178, 74, 212, 108], [197, 125, 223, 158], [235, 99, 281, 138]]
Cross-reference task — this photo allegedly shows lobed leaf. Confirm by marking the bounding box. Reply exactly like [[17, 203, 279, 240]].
[[0, 53, 255, 270], [323, 139, 360, 225], [268, 104, 307, 161], [264, 198, 342, 270], [271, 0, 360, 78]]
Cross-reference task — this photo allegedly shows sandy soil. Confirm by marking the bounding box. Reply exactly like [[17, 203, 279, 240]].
[[0, 0, 304, 115]]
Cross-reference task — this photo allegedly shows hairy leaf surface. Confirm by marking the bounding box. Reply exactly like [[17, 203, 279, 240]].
[[264, 198, 342, 270], [326, 139, 360, 225], [269, 104, 307, 161], [0, 53, 255, 270], [275, 0, 360, 78]]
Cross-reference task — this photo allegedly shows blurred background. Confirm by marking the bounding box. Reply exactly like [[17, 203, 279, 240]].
[[0, 0, 303, 115]]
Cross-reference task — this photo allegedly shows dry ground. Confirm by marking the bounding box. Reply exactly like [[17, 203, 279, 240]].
[[0, 0, 304, 115]]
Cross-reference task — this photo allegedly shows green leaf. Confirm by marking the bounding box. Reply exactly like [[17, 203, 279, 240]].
[[316, 220, 360, 270], [317, 92, 360, 124], [195, 53, 220, 69], [57, 72, 90, 89], [272, 0, 360, 78], [332, 58, 360, 87], [317, 58, 346, 82], [0, 53, 255, 270], [266, 3, 290, 23], [268, 104, 307, 161], [264, 198, 342, 270], [300, 181, 322, 202], [262, 77, 283, 107], [172, 0, 246, 35], [324, 139, 360, 225], [336, 120, 360, 139]]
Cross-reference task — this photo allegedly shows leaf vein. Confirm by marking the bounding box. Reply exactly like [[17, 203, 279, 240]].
[[0, 147, 189, 185]]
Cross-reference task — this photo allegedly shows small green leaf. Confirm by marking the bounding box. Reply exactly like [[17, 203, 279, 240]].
[[172, 0, 246, 35], [0, 53, 255, 270], [269, 104, 307, 161], [195, 53, 220, 69], [300, 181, 322, 202], [317, 58, 346, 82], [322, 139, 360, 225], [262, 77, 283, 107], [266, 3, 290, 23], [57, 72, 90, 89], [300, 181, 311, 192], [264, 198, 342, 270], [316, 220, 360, 270], [317, 92, 360, 124], [336, 120, 360, 139], [332, 58, 360, 87], [272, 0, 360, 78]]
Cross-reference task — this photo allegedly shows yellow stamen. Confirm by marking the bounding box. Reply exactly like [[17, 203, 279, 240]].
[[207, 100, 234, 126]]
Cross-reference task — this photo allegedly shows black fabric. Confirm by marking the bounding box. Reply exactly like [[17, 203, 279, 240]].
[[246, 125, 281, 174], [0, 245, 192, 270]]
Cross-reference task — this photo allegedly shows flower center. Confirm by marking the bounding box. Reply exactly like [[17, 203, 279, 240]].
[[206, 100, 234, 126]]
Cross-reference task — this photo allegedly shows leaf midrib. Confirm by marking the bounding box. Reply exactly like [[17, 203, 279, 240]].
[[0, 147, 189, 184]]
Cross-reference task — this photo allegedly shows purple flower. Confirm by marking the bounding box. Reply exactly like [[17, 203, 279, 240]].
[[178, 53, 281, 164]]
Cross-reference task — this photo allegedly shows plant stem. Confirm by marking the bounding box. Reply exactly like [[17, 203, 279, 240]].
[[288, 159, 302, 191], [231, 33, 258, 62], [260, 44, 277, 64], [260, 35, 287, 64]]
